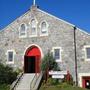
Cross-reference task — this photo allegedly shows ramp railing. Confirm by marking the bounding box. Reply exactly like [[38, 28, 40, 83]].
[[10, 72, 24, 90]]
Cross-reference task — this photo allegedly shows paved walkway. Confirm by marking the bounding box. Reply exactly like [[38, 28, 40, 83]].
[[15, 73, 35, 90]]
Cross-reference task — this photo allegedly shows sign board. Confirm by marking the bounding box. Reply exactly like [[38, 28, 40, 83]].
[[49, 71, 67, 75], [52, 75, 64, 79]]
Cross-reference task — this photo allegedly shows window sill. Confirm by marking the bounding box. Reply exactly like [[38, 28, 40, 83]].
[[29, 35, 37, 37], [6, 62, 14, 64], [85, 59, 90, 61], [56, 60, 62, 63], [40, 33, 48, 37], [19, 35, 27, 38]]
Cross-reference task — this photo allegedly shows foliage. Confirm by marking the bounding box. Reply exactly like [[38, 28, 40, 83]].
[[40, 82, 88, 90], [0, 84, 10, 90], [15, 68, 23, 75], [0, 63, 18, 84], [47, 78, 59, 85], [41, 52, 59, 72], [63, 73, 74, 85]]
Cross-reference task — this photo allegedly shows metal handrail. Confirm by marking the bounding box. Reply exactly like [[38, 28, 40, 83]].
[[30, 74, 37, 90], [10, 72, 24, 90], [30, 72, 42, 90]]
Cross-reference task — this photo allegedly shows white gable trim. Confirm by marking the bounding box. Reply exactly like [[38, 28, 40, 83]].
[[38, 9, 90, 36], [0, 8, 90, 36], [0, 10, 30, 33]]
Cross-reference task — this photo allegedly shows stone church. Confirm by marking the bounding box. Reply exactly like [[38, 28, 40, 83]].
[[0, 5, 90, 88]]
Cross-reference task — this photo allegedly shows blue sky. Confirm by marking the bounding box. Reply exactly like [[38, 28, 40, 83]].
[[0, 0, 90, 33]]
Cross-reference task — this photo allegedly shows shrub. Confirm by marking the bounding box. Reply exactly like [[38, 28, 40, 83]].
[[41, 52, 59, 72], [62, 72, 74, 85], [44, 77, 59, 86], [41, 52, 59, 82], [0, 63, 18, 84]]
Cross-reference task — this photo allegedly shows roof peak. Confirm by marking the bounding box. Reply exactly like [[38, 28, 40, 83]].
[[33, 0, 36, 6]]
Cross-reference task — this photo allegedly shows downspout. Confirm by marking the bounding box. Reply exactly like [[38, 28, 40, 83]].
[[73, 26, 78, 86]]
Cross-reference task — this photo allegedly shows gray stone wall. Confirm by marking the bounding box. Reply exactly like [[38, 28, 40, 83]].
[[0, 6, 90, 82]]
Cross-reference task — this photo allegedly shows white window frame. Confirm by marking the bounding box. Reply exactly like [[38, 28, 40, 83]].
[[6, 50, 15, 64], [84, 45, 90, 61], [39, 20, 49, 36], [19, 23, 27, 38], [52, 47, 62, 62], [29, 18, 37, 37]]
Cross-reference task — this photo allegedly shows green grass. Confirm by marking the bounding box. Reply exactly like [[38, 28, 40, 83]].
[[0, 84, 10, 90], [39, 83, 88, 90], [40, 85, 88, 90]]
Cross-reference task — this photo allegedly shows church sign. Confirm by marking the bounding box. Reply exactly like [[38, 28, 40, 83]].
[[49, 71, 67, 79], [52, 74, 64, 79], [49, 71, 67, 75]]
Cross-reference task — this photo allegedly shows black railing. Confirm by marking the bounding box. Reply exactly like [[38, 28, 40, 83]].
[[10, 72, 24, 90], [30, 72, 43, 90]]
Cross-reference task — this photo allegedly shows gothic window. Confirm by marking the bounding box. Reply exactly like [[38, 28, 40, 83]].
[[31, 19, 37, 36], [19, 24, 27, 37], [40, 21, 48, 36]]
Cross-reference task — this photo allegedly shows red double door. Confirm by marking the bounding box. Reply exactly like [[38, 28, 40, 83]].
[[24, 47, 41, 73]]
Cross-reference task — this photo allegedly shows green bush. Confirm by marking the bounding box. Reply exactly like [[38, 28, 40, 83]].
[[63, 73, 74, 85], [45, 78, 59, 86], [0, 63, 18, 84], [0, 84, 10, 90], [41, 52, 59, 72]]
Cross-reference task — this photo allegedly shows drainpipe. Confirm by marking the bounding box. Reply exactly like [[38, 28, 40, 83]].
[[73, 26, 78, 86]]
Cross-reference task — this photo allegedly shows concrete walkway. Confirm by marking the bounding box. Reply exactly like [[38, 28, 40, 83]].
[[15, 73, 35, 90]]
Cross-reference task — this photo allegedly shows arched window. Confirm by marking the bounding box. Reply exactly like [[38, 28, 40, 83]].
[[19, 24, 27, 37], [40, 21, 48, 36], [31, 19, 37, 35], [41, 22, 47, 33]]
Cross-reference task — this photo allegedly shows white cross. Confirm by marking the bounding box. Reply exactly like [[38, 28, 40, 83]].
[[33, 0, 36, 6]]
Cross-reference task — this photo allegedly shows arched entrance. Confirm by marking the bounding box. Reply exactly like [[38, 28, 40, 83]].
[[24, 46, 41, 73]]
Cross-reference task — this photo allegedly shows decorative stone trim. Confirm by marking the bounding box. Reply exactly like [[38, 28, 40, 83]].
[[19, 23, 27, 38], [23, 44, 44, 61], [39, 20, 49, 36], [29, 18, 38, 37]]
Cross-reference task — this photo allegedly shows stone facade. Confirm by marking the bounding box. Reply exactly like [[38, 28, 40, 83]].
[[0, 6, 90, 87]]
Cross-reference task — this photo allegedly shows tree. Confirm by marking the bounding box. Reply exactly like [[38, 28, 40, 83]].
[[41, 52, 59, 82]]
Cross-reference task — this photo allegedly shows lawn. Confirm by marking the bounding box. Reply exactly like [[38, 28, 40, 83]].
[[39, 85, 88, 90], [39, 82, 88, 90], [0, 84, 10, 90]]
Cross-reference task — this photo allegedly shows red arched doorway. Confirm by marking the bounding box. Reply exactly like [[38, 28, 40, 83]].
[[24, 46, 41, 73]]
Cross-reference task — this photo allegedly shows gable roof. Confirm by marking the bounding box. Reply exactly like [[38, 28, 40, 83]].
[[0, 6, 90, 35]]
